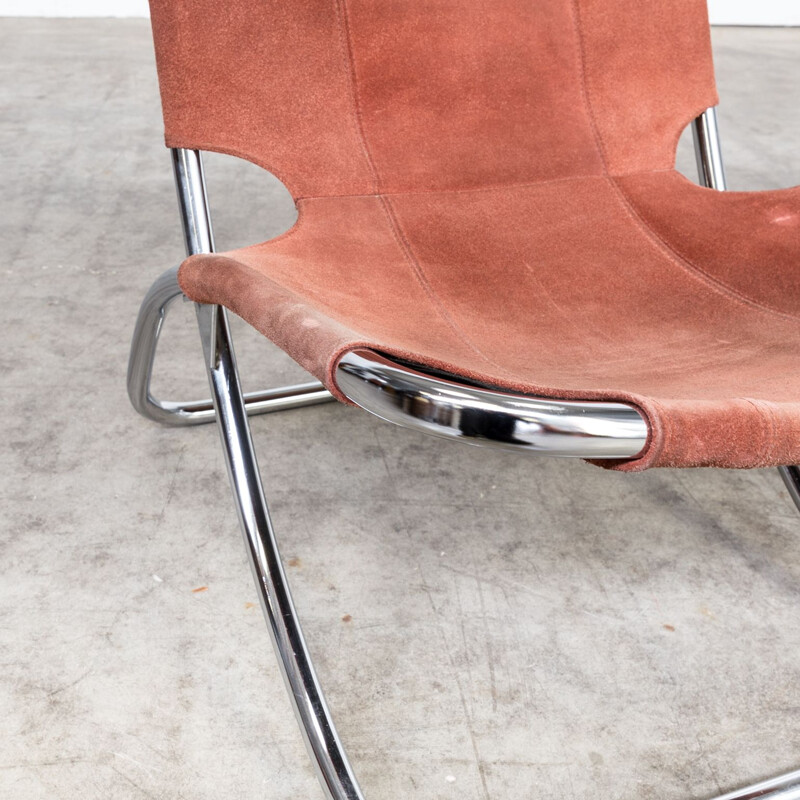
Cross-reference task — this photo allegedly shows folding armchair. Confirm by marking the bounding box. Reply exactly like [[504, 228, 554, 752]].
[[128, 1, 800, 797]]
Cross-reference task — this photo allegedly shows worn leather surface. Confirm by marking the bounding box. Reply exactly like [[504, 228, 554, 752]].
[[149, 0, 800, 469]]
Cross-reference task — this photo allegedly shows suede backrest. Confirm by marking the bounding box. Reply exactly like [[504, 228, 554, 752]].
[[148, 0, 717, 198]]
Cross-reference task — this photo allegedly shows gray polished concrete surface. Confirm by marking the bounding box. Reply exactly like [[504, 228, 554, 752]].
[[2, 19, 800, 800]]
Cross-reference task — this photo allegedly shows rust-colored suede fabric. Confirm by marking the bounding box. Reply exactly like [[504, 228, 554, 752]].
[[148, 0, 800, 470]]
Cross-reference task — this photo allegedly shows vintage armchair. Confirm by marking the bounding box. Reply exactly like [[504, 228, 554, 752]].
[[128, 1, 800, 798]]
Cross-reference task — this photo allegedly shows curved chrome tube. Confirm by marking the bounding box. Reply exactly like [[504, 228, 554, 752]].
[[336, 350, 649, 459], [126, 265, 187, 424], [127, 148, 333, 426], [126, 265, 332, 425], [196, 302, 365, 800]]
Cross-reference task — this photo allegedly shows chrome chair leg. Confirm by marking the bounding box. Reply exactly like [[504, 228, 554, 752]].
[[195, 301, 365, 800], [126, 266, 332, 426], [713, 771, 800, 800], [778, 466, 800, 510], [692, 106, 728, 190], [194, 299, 800, 800], [692, 108, 800, 515], [132, 140, 800, 798]]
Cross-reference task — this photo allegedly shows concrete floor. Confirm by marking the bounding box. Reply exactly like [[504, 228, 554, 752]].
[[2, 18, 800, 800]]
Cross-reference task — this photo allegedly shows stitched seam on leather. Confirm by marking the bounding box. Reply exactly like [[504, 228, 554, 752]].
[[329, 2, 503, 370], [569, 0, 609, 173], [610, 176, 800, 325], [333, 0, 381, 193], [293, 170, 683, 202], [294, 171, 668, 202], [570, 4, 800, 345], [166, 140, 674, 203], [378, 194, 503, 369], [570, 2, 715, 176]]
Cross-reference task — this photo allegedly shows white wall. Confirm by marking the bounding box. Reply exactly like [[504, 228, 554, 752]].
[[708, 0, 800, 25], [0, 1, 149, 15], [0, 0, 798, 25]]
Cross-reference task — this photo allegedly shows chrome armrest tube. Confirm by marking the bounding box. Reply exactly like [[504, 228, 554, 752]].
[[336, 350, 648, 460]]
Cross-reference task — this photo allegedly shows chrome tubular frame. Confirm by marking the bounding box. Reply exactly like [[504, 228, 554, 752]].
[[692, 106, 728, 190], [336, 349, 647, 458], [127, 136, 800, 800], [125, 263, 332, 426], [155, 148, 365, 799], [691, 108, 800, 514], [126, 150, 333, 425], [196, 301, 365, 800]]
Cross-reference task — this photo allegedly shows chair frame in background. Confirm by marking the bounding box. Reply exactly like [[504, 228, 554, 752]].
[[127, 107, 800, 800]]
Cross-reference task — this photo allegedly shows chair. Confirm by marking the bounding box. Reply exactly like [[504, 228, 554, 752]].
[[129, 1, 800, 797]]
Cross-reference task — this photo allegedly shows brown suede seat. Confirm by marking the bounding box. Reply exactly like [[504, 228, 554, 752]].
[[151, 0, 800, 471]]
